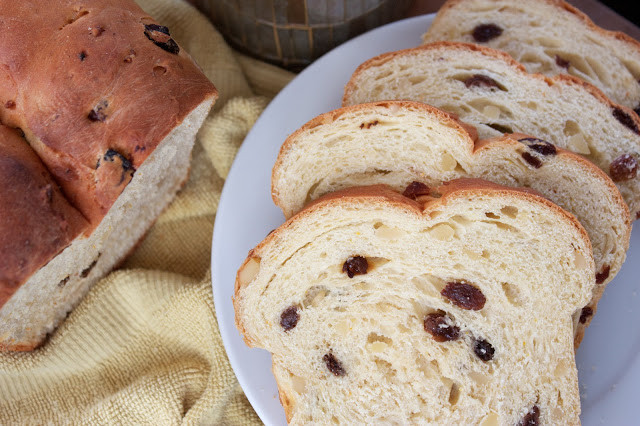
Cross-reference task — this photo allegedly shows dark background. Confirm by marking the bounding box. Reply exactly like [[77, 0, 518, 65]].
[[600, 1, 640, 28]]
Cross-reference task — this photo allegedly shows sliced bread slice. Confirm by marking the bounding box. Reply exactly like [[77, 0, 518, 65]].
[[272, 100, 630, 346], [343, 41, 640, 220], [236, 181, 595, 424], [422, 0, 640, 111]]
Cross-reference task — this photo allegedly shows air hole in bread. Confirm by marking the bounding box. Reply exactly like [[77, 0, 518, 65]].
[[500, 206, 519, 219], [585, 57, 610, 84], [534, 36, 562, 48], [485, 221, 519, 232], [469, 371, 490, 386], [439, 152, 458, 172], [621, 59, 640, 82], [554, 359, 570, 378], [480, 412, 499, 426], [483, 123, 513, 134], [367, 333, 392, 353], [367, 257, 391, 269], [412, 275, 443, 296], [374, 223, 407, 240], [518, 100, 540, 112], [450, 215, 472, 226], [408, 75, 427, 85], [558, 53, 594, 79], [291, 374, 306, 394], [425, 223, 456, 240], [238, 256, 261, 286], [303, 285, 329, 308], [573, 250, 587, 270], [448, 382, 461, 405], [485, 212, 500, 219], [563, 120, 591, 154], [353, 281, 373, 291], [304, 181, 322, 204], [501, 282, 524, 306]]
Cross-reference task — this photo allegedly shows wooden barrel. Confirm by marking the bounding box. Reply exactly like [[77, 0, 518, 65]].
[[193, 0, 412, 70]]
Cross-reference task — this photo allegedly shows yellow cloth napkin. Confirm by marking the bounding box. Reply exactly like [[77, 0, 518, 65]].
[[0, 0, 294, 423]]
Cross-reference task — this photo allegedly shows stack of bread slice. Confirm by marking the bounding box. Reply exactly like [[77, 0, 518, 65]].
[[234, 0, 636, 423]]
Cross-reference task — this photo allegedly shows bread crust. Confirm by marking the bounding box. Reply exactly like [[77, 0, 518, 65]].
[[0, 0, 218, 226], [0, 126, 89, 308]]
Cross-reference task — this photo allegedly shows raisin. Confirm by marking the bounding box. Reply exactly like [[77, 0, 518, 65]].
[[521, 152, 542, 168], [609, 154, 638, 181], [323, 352, 346, 376], [579, 306, 593, 324], [359, 120, 379, 129], [612, 107, 640, 135], [518, 138, 557, 156], [634, 105, 640, 117], [98, 149, 135, 185], [518, 405, 540, 426], [474, 339, 495, 361], [5, 100, 16, 109], [555, 55, 570, 69], [441, 281, 486, 310], [595, 265, 610, 284], [403, 181, 430, 200], [88, 100, 108, 122], [143, 24, 180, 55], [80, 259, 97, 278], [79, 51, 87, 61], [57, 276, 70, 287], [464, 74, 501, 90], [472, 23, 503, 42], [342, 256, 368, 278], [280, 306, 299, 331], [424, 313, 460, 342]]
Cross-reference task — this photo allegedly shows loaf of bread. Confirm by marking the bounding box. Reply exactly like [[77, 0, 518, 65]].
[[236, 181, 595, 424], [422, 0, 640, 112], [343, 41, 640, 220], [0, 0, 217, 350], [272, 100, 630, 345]]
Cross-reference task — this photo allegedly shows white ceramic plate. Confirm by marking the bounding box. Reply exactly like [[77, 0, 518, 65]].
[[211, 13, 639, 425]]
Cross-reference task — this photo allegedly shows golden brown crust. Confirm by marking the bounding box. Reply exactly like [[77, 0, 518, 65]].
[[0, 126, 89, 308], [0, 0, 217, 226]]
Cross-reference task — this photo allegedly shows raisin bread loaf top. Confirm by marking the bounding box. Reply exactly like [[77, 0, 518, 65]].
[[271, 100, 630, 346], [0, 0, 217, 224], [236, 181, 594, 424], [0, 0, 217, 350], [343, 41, 640, 220], [0, 125, 88, 305], [422, 0, 640, 112]]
